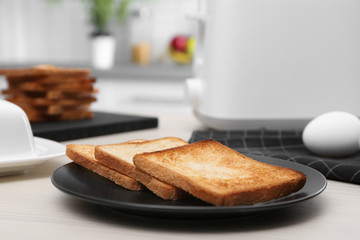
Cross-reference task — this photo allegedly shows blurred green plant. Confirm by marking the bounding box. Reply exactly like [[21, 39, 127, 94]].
[[84, 0, 133, 35], [47, 0, 135, 35]]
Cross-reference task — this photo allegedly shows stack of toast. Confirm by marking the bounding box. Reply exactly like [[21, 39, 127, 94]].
[[66, 137, 307, 206], [0, 64, 97, 122]]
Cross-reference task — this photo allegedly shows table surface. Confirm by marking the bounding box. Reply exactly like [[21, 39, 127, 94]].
[[1, 113, 360, 240]]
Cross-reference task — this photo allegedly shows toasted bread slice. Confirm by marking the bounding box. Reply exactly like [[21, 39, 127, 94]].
[[25, 109, 94, 122], [12, 102, 91, 115], [6, 95, 96, 106], [95, 137, 189, 200], [66, 144, 143, 191], [133, 140, 307, 206], [6, 75, 95, 84], [33, 64, 90, 76], [0, 64, 90, 77], [123, 139, 148, 143], [8, 81, 94, 91], [2, 88, 98, 99]]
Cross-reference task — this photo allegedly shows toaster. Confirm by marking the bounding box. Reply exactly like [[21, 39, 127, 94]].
[[185, 0, 360, 129]]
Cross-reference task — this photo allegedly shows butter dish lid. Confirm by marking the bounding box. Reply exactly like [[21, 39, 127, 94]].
[[0, 100, 65, 175]]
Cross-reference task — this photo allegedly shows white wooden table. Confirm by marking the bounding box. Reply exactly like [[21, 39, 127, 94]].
[[1, 113, 360, 240]]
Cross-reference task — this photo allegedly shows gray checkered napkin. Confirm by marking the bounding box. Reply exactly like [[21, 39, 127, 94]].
[[189, 129, 360, 184]]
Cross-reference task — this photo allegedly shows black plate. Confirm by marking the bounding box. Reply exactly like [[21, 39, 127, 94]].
[[51, 156, 326, 218]]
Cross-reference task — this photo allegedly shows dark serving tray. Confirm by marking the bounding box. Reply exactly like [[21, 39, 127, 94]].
[[31, 111, 158, 141], [52, 156, 326, 219]]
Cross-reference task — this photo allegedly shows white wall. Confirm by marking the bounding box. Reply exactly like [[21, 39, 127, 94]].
[[0, 0, 197, 65], [0, 0, 90, 64]]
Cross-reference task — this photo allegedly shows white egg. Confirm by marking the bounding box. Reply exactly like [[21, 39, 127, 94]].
[[302, 111, 360, 157]]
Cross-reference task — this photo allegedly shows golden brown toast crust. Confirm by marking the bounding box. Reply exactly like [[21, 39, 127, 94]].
[[133, 140, 307, 206], [2, 88, 98, 100], [10, 103, 90, 117], [66, 144, 143, 191], [95, 137, 189, 200], [6, 75, 96, 85], [6, 96, 96, 107], [0, 64, 90, 77], [25, 110, 94, 122], [8, 81, 95, 92]]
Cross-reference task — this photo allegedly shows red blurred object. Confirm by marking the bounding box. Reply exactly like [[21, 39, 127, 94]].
[[171, 35, 187, 52]]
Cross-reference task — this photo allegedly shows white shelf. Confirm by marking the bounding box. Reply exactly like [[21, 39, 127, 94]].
[[0, 62, 193, 80]]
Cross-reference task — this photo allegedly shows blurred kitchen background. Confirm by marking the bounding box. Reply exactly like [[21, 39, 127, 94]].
[[0, 0, 197, 115]]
